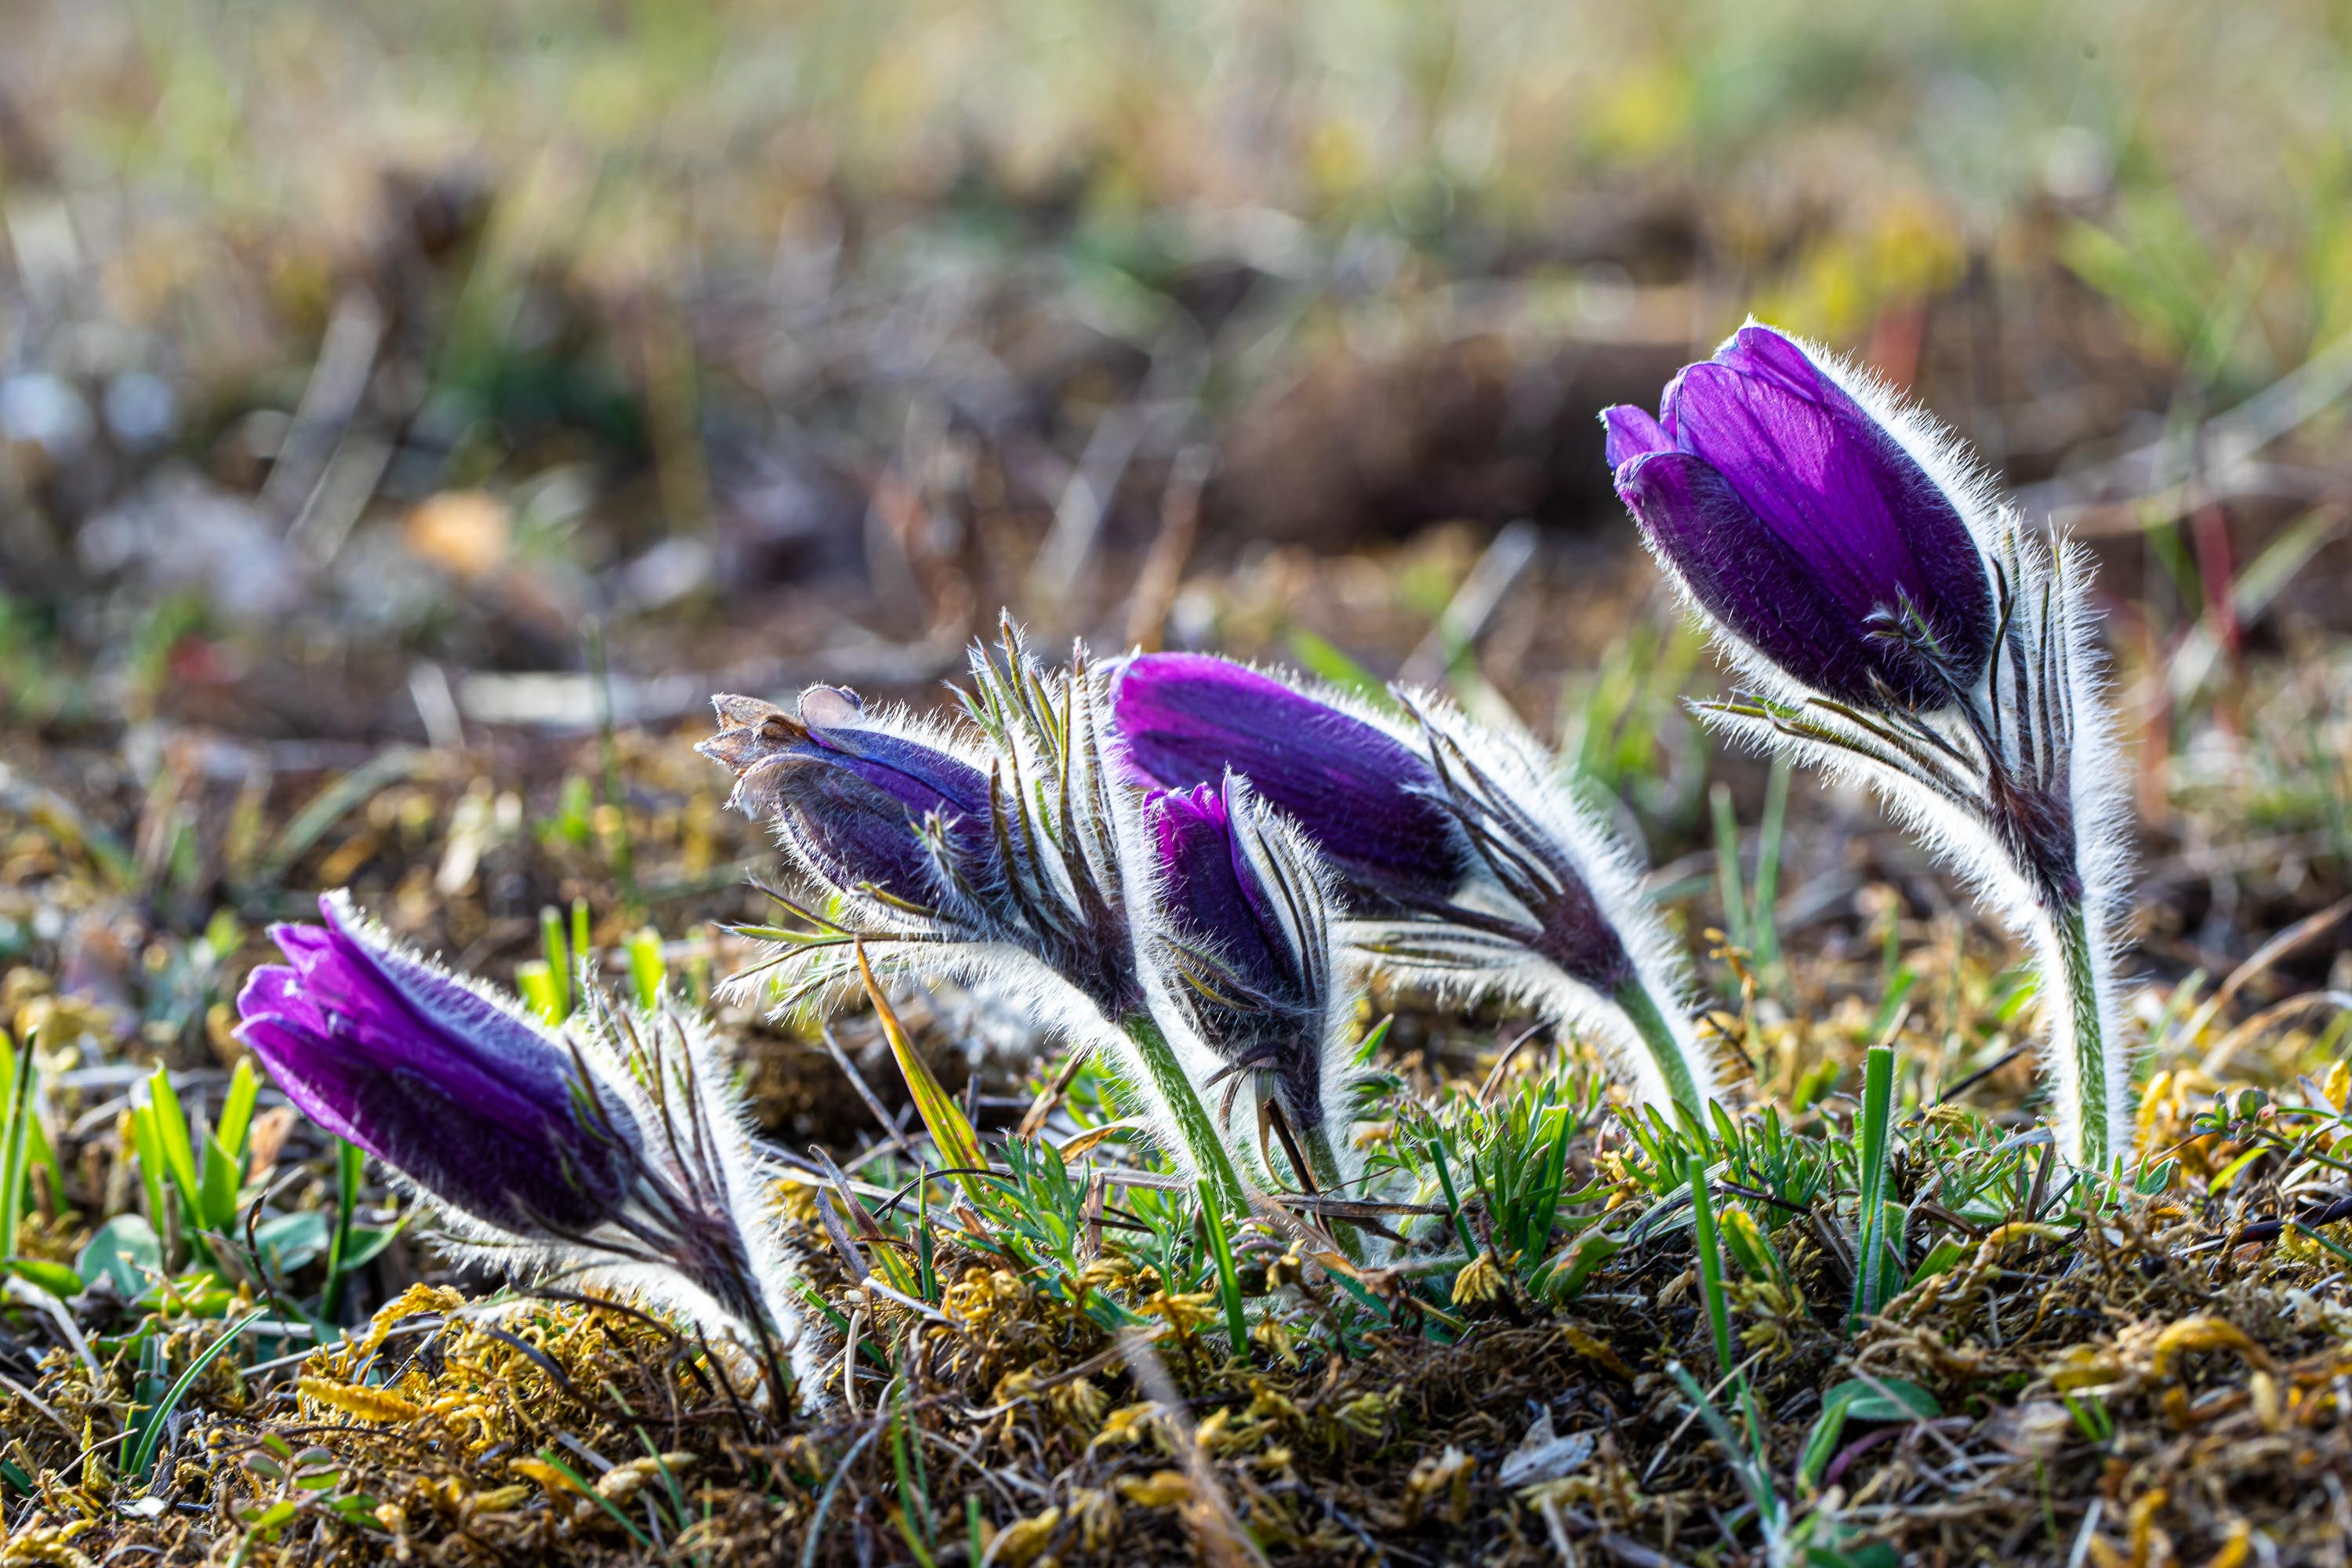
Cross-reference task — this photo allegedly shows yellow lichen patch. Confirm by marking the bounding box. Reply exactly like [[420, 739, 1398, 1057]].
[[595, 1453, 695, 1502], [0, 1519, 97, 1568], [1114, 1470, 1193, 1509], [1450, 1253, 1505, 1305], [1402, 1446, 1475, 1527], [1090, 1402, 1163, 1451], [1334, 1392, 1389, 1438], [989, 1505, 1062, 1566], [296, 1377, 423, 1424], [1065, 1487, 1119, 1554], [2150, 1316, 2274, 1381], [507, 1457, 590, 1500]]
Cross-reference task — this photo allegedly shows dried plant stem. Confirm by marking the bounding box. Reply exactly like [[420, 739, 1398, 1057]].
[[1294, 1123, 1368, 1265], [1613, 978, 1706, 1123], [1119, 1014, 1250, 1214]]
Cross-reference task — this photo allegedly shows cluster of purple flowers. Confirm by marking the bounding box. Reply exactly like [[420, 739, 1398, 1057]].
[[230, 317, 2139, 1404]]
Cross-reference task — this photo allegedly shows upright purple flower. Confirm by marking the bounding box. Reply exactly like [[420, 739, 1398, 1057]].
[[1604, 321, 2136, 1171], [235, 893, 815, 1392], [1112, 653, 1718, 1121], [1606, 323, 1997, 712], [1146, 776, 1358, 1194]]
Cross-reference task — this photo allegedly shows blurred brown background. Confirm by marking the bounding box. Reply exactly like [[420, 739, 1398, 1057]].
[[5, 0, 2351, 1024]]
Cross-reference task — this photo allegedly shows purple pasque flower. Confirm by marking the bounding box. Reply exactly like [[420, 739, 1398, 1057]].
[[700, 640, 1144, 1022], [237, 891, 635, 1238], [1606, 321, 2138, 1171], [1604, 322, 1997, 711], [1146, 775, 1347, 1151], [706, 621, 1260, 1214], [236, 893, 815, 1388], [1112, 653, 1638, 989]]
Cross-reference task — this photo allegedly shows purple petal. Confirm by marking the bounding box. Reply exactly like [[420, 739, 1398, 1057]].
[[1601, 405, 1671, 470], [235, 913, 633, 1236], [1617, 325, 1995, 707], [315, 897, 579, 1109], [1112, 654, 1468, 909], [1149, 782, 1287, 1004], [1617, 451, 1897, 705], [699, 691, 995, 904]]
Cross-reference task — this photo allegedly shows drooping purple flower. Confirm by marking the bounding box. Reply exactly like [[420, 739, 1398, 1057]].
[[699, 687, 993, 905], [236, 892, 818, 1385], [1112, 653, 1468, 913], [701, 633, 1148, 1022], [1604, 323, 1997, 710], [1113, 652, 1718, 1119], [235, 892, 635, 1239], [1147, 775, 1354, 1182], [1112, 653, 1638, 988]]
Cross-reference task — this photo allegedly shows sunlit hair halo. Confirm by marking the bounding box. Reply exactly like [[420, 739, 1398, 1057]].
[[1607, 320, 2136, 1170]]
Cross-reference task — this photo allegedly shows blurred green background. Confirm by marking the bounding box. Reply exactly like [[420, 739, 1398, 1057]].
[[5, 0, 2352, 995]]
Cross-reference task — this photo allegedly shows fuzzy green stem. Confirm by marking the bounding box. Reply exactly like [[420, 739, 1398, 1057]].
[[2048, 901, 2112, 1173], [1118, 1014, 1251, 1215], [1615, 977, 1705, 1125]]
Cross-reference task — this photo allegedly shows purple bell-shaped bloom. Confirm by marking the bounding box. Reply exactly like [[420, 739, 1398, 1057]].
[[699, 687, 993, 906], [236, 892, 817, 1390], [703, 623, 1262, 1214], [236, 892, 635, 1239], [1112, 652, 1716, 1120], [1604, 321, 2139, 1171], [1604, 323, 1998, 711]]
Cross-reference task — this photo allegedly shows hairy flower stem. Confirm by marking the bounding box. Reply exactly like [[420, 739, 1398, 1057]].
[[1117, 1014, 1252, 1214], [2038, 901, 2114, 1173], [1613, 978, 1706, 1124]]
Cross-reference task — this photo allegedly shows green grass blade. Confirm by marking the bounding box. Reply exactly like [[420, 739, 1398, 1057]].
[[539, 905, 572, 1022], [626, 927, 666, 1010], [1686, 1147, 1734, 1377], [146, 1065, 201, 1205], [1849, 1043, 1896, 1334], [1200, 1178, 1250, 1357], [129, 1309, 267, 1482], [216, 1058, 259, 1162], [855, 943, 985, 1189], [0, 1030, 32, 1264]]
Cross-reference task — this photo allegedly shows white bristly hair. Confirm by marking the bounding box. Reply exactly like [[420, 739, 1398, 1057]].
[[1377, 696, 1722, 1119]]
